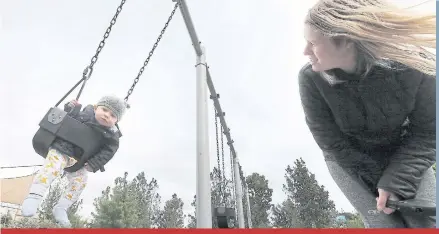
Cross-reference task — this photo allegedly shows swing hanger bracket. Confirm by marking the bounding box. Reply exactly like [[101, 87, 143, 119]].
[[82, 66, 94, 81], [216, 111, 225, 117]]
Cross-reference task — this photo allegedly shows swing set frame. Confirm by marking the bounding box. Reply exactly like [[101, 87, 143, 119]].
[[30, 0, 246, 228], [28, 0, 436, 229]]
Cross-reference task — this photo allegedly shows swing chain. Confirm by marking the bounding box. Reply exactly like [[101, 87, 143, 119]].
[[84, 0, 126, 80], [124, 1, 180, 103], [213, 94, 229, 205], [214, 108, 224, 204], [230, 148, 236, 207], [54, 0, 126, 107], [221, 124, 226, 194]]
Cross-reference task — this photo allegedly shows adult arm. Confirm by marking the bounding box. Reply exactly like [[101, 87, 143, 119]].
[[377, 74, 436, 199], [298, 67, 381, 182]]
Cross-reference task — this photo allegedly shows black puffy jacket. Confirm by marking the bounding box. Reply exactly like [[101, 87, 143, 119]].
[[298, 63, 436, 199], [51, 104, 121, 173]]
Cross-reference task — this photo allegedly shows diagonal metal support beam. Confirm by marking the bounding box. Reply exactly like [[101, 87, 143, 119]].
[[173, 0, 245, 228]]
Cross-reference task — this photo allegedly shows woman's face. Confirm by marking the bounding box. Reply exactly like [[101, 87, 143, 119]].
[[303, 24, 356, 73]]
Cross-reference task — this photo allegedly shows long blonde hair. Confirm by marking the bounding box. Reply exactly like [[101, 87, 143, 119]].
[[306, 0, 436, 77]]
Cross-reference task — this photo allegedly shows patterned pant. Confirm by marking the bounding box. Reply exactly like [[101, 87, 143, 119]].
[[31, 148, 88, 204]]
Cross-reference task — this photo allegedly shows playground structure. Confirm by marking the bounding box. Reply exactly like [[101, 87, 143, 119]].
[[1, 0, 253, 228], [1, 0, 436, 228]]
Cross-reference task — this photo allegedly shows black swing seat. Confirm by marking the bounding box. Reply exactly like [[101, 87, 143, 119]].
[[32, 106, 104, 172], [213, 206, 236, 228]]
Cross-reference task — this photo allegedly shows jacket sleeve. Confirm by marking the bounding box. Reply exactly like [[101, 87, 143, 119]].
[[298, 68, 382, 182], [87, 135, 120, 173], [63, 102, 78, 117], [377, 74, 436, 199], [64, 103, 93, 118]]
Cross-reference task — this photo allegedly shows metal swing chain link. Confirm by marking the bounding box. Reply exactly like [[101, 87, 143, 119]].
[[221, 124, 227, 205], [214, 108, 224, 204], [220, 124, 227, 202], [83, 0, 126, 80], [230, 148, 236, 207], [54, 0, 126, 107], [124, 2, 180, 103], [214, 109, 222, 179]]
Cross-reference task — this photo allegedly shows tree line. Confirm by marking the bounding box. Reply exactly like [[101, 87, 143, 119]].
[[2, 157, 385, 228]]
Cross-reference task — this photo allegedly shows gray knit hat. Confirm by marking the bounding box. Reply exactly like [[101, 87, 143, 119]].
[[96, 95, 129, 121]]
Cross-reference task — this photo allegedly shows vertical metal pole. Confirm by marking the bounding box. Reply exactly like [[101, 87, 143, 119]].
[[233, 156, 245, 228], [174, 0, 247, 228], [245, 185, 253, 228], [196, 45, 212, 228]]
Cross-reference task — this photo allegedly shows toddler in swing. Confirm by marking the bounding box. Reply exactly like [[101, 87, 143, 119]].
[[21, 95, 128, 227]]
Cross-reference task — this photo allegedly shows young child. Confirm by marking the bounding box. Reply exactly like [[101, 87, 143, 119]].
[[21, 95, 128, 227]]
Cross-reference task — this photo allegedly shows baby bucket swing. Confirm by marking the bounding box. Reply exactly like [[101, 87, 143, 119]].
[[32, 0, 180, 173]]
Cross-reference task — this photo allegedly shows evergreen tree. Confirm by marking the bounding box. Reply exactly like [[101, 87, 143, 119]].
[[282, 158, 336, 228], [157, 193, 185, 228], [89, 172, 161, 228]]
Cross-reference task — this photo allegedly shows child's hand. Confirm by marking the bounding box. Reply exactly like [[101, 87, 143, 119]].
[[84, 163, 94, 172], [67, 100, 80, 108]]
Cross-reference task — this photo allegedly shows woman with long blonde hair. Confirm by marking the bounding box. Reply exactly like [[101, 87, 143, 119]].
[[299, 0, 435, 228]]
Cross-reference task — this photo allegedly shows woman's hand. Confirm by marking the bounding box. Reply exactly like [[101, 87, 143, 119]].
[[376, 188, 399, 214]]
